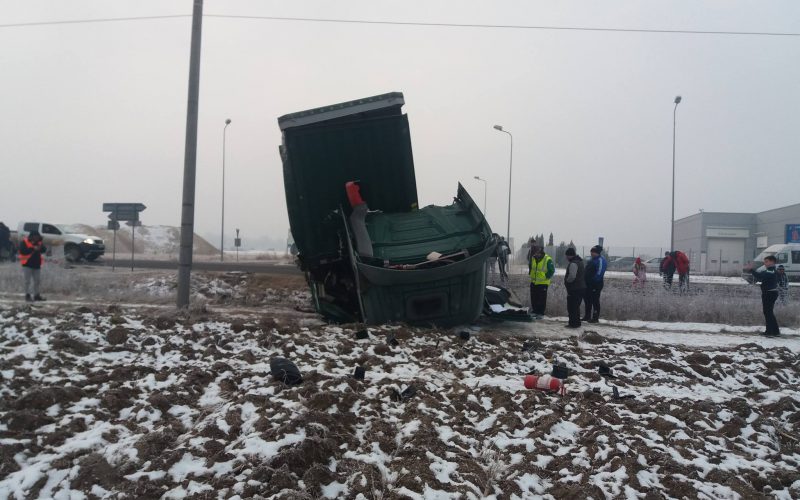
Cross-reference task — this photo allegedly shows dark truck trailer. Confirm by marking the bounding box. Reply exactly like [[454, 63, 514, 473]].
[[278, 92, 497, 327]]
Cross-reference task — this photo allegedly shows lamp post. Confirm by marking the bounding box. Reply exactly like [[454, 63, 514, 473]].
[[220, 118, 231, 262], [473, 176, 487, 215], [670, 96, 681, 252], [493, 125, 513, 244]]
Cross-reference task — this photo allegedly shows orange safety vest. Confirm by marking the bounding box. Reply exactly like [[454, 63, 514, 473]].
[[19, 238, 44, 266]]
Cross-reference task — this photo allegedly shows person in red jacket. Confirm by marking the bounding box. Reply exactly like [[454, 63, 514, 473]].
[[673, 250, 690, 293], [19, 230, 47, 302]]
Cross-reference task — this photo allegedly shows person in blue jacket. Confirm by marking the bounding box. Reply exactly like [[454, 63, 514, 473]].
[[582, 245, 607, 323], [750, 255, 780, 337]]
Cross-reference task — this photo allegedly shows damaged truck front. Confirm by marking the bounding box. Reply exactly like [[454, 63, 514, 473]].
[[278, 92, 497, 327]]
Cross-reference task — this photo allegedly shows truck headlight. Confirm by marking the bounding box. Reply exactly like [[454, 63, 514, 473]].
[[83, 238, 94, 244]]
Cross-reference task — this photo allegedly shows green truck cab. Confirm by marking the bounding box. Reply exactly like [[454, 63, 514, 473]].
[[278, 92, 496, 326]]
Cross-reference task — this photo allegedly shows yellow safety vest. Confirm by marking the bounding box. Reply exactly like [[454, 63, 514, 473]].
[[529, 255, 553, 285]]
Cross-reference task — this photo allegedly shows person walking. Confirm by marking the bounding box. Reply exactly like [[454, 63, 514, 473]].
[[674, 250, 690, 293], [749, 255, 780, 337], [564, 248, 585, 328], [19, 230, 47, 302], [660, 251, 675, 290], [632, 257, 647, 288], [777, 264, 789, 306], [582, 245, 607, 323], [528, 245, 555, 318]]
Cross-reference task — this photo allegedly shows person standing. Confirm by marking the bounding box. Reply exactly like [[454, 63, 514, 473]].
[[632, 257, 647, 288], [777, 264, 789, 306], [487, 234, 500, 279], [528, 245, 555, 318], [660, 251, 675, 290], [582, 245, 607, 323], [749, 255, 780, 337], [564, 248, 585, 328], [19, 230, 47, 302], [674, 250, 690, 293], [497, 236, 510, 280]]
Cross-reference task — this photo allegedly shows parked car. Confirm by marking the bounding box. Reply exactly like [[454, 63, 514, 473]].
[[644, 257, 664, 273], [743, 243, 800, 282], [607, 256, 636, 271], [13, 222, 105, 262]]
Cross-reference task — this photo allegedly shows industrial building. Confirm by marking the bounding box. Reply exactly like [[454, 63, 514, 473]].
[[673, 203, 800, 275]]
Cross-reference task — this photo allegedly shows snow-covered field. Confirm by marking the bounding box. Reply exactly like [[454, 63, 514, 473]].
[[1, 292, 799, 499]]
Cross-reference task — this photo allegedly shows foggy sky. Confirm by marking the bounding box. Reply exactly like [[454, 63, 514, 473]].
[[1, 0, 798, 251]]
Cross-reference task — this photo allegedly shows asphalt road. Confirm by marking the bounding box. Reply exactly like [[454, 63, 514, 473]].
[[91, 259, 302, 275]]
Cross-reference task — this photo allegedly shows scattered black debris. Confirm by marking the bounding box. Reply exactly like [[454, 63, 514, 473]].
[[459, 330, 470, 341], [387, 333, 399, 347], [551, 363, 570, 379], [269, 357, 302, 385], [353, 366, 366, 380], [392, 385, 417, 402], [355, 329, 369, 340], [598, 363, 615, 378]]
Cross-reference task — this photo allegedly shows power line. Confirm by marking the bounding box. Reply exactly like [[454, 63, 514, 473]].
[[1, 13, 798, 37], [0, 14, 189, 29], [205, 14, 800, 37]]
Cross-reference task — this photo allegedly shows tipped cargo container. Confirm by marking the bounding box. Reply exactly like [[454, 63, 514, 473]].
[[278, 92, 496, 327]]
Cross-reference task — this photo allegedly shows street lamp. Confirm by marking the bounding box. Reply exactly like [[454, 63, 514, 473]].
[[493, 125, 513, 244], [473, 176, 487, 215], [221, 118, 231, 262], [670, 96, 681, 252]]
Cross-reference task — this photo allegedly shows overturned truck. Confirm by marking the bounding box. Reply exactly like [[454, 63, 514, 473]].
[[278, 92, 505, 327]]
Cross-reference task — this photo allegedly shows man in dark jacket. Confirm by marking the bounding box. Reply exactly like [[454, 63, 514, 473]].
[[19, 230, 47, 302], [673, 250, 690, 293], [750, 255, 780, 337], [564, 248, 585, 328], [582, 245, 607, 323], [660, 251, 675, 289]]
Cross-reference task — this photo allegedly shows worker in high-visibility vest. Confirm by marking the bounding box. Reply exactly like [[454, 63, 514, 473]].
[[19, 230, 47, 302], [528, 245, 555, 317]]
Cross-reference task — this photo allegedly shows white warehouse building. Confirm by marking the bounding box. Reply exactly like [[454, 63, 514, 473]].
[[673, 203, 800, 276]]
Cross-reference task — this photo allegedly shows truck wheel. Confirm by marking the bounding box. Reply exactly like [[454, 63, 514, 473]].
[[65, 245, 83, 262], [86, 254, 100, 262]]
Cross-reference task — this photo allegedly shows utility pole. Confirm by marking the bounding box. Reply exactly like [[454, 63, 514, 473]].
[[177, 0, 204, 308]]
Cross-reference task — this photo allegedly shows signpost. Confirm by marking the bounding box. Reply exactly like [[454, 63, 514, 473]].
[[103, 203, 146, 271], [787, 224, 800, 244], [234, 228, 241, 262]]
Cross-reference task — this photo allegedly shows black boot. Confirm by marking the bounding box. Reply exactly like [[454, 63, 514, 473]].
[[34, 294, 46, 301], [588, 315, 599, 324], [25, 294, 33, 302]]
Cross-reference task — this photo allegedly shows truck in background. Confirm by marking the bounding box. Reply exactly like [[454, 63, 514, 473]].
[[743, 243, 800, 282], [11, 222, 105, 263]]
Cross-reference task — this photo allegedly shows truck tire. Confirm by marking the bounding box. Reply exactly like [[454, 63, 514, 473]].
[[65, 244, 83, 263], [86, 254, 100, 262]]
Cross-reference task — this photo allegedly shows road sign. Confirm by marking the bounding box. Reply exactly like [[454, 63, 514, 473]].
[[107, 220, 120, 231], [108, 211, 139, 222], [234, 238, 241, 247], [103, 203, 146, 212], [126, 220, 142, 227]]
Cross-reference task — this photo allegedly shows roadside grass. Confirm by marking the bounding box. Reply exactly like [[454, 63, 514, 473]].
[[495, 272, 800, 327], [0, 263, 171, 304]]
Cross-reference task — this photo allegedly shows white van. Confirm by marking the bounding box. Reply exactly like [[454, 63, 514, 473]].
[[743, 243, 800, 282]]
